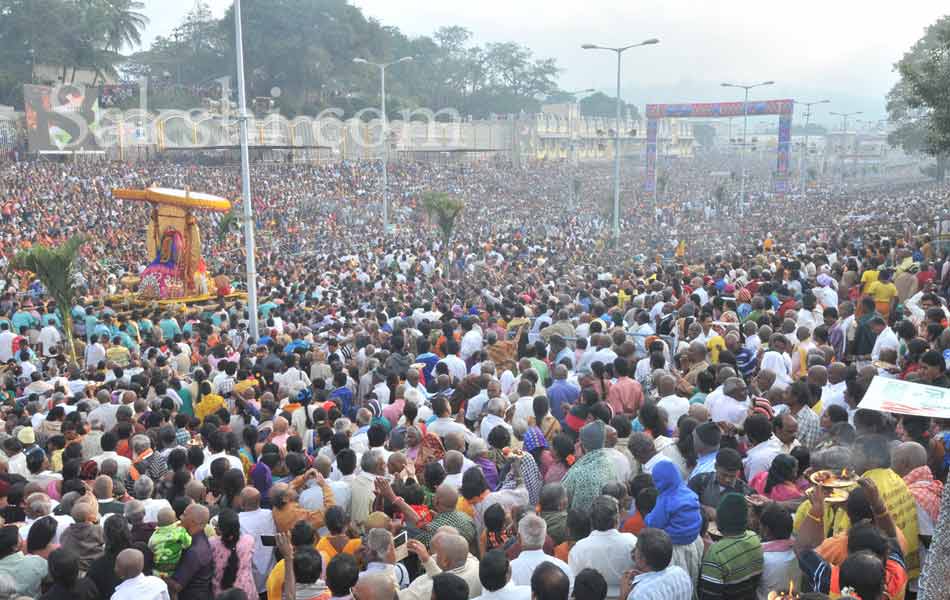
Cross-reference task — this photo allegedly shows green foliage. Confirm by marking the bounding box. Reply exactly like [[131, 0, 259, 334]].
[[579, 92, 640, 121], [10, 235, 87, 364], [0, 0, 148, 101], [2, 0, 561, 118], [887, 15, 950, 160], [421, 191, 464, 244], [217, 209, 240, 242]]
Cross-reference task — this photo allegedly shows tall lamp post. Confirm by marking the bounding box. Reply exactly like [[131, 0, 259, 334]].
[[233, 0, 259, 340], [353, 55, 413, 235], [721, 80, 774, 216], [582, 39, 659, 243], [830, 110, 862, 180], [563, 88, 595, 166], [795, 99, 829, 199]]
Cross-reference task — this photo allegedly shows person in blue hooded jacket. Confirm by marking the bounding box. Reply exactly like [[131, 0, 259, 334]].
[[646, 459, 706, 588]]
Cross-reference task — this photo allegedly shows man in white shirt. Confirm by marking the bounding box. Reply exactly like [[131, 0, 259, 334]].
[[399, 532, 482, 600], [88, 393, 123, 432], [656, 375, 689, 427], [870, 317, 899, 361], [3, 438, 27, 478], [37, 323, 61, 358], [568, 495, 637, 598], [438, 342, 468, 383], [590, 334, 618, 367], [511, 514, 574, 586], [460, 318, 484, 363], [132, 477, 172, 524], [819, 363, 849, 414], [0, 323, 14, 362], [194, 431, 244, 481], [480, 398, 512, 441], [112, 548, 170, 600], [326, 450, 356, 516], [91, 432, 133, 482], [761, 335, 792, 389], [511, 380, 536, 431], [742, 414, 784, 481], [628, 433, 675, 476], [706, 377, 751, 428], [19, 492, 73, 545], [427, 397, 476, 444], [237, 487, 276, 595], [84, 334, 106, 369], [372, 376, 391, 407]]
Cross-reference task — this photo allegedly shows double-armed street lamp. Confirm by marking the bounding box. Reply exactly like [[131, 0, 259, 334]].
[[795, 99, 830, 199], [353, 56, 414, 234], [721, 80, 774, 216], [581, 39, 659, 242]]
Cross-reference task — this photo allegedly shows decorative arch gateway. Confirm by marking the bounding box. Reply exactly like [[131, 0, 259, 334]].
[[643, 98, 795, 197]]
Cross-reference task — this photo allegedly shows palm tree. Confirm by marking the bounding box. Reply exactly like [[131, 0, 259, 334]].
[[421, 191, 464, 274], [10, 236, 87, 365], [99, 0, 150, 53]]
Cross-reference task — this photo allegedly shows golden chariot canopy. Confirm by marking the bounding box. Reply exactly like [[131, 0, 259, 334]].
[[112, 187, 233, 300]]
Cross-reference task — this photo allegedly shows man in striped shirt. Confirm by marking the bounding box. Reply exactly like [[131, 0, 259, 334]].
[[699, 493, 763, 600]]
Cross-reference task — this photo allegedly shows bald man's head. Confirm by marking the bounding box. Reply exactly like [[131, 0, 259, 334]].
[[313, 455, 332, 478], [892, 441, 928, 477], [434, 533, 469, 571], [444, 450, 463, 475], [352, 572, 396, 600], [115, 548, 144, 580], [444, 431, 465, 452], [182, 503, 209, 534], [434, 483, 459, 513], [240, 486, 261, 510], [688, 403, 709, 423]]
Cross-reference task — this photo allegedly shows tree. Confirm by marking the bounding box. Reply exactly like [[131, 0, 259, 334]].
[[579, 91, 640, 121], [421, 191, 464, 273], [10, 235, 87, 365], [887, 15, 950, 179], [100, 0, 148, 52]]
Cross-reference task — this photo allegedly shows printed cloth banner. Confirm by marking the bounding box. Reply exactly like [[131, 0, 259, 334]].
[[858, 376, 950, 419]]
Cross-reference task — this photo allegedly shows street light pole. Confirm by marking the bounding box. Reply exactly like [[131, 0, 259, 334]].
[[354, 55, 413, 235], [233, 0, 259, 341], [830, 110, 862, 180], [563, 88, 595, 166], [795, 99, 830, 200], [582, 39, 659, 243], [721, 80, 774, 217]]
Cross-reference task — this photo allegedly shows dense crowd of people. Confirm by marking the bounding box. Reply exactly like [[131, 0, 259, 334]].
[[0, 150, 946, 600]]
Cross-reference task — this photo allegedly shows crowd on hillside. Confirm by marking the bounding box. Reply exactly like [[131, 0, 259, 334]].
[[0, 153, 946, 600]]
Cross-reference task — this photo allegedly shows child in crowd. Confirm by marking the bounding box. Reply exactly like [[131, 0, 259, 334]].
[[149, 506, 193, 576]]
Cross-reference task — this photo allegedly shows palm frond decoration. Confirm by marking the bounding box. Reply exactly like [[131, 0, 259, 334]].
[[217, 209, 240, 242], [421, 191, 464, 273], [11, 235, 87, 365]]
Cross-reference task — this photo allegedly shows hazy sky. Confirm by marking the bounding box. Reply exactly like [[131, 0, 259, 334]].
[[141, 1, 949, 125]]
